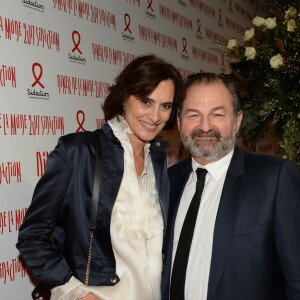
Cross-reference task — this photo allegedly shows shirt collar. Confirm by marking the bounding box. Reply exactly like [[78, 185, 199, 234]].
[[108, 115, 150, 157], [191, 149, 234, 182], [108, 115, 133, 135]]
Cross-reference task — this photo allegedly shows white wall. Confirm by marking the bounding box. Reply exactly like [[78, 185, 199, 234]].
[[0, 0, 266, 298]]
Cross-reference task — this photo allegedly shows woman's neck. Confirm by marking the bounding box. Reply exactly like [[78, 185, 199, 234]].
[[127, 134, 146, 178], [127, 134, 146, 156]]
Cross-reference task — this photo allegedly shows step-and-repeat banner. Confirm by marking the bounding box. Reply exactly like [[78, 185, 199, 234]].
[[0, 0, 265, 298]]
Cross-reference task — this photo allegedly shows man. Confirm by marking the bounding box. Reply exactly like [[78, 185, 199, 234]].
[[161, 72, 300, 300]]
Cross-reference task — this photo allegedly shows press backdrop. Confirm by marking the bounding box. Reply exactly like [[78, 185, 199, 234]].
[[0, 0, 266, 298]]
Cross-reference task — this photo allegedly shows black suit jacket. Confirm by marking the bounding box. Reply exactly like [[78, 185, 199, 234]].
[[161, 147, 300, 300]]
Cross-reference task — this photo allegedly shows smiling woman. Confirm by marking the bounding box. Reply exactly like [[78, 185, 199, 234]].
[[123, 79, 175, 144], [16, 54, 183, 300], [103, 55, 183, 130]]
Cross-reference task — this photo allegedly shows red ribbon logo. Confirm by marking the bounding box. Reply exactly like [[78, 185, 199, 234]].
[[221, 53, 225, 67], [218, 9, 223, 23], [76, 110, 86, 132], [147, 0, 154, 11], [72, 31, 83, 54], [124, 13, 132, 33], [182, 38, 188, 54], [31, 62, 45, 89], [197, 19, 202, 34]]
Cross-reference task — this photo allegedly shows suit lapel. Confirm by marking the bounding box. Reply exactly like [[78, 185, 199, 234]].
[[168, 159, 193, 231], [207, 148, 245, 300], [161, 159, 192, 299]]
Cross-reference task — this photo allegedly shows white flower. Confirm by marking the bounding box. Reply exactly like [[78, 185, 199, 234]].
[[227, 39, 238, 49], [265, 17, 277, 29], [287, 19, 296, 32], [253, 16, 266, 27], [285, 6, 297, 19], [269, 54, 283, 69], [244, 28, 255, 41], [244, 47, 256, 60]]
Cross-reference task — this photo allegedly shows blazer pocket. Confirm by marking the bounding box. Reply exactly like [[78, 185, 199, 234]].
[[235, 221, 272, 236]]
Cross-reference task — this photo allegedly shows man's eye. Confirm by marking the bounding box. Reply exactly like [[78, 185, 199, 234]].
[[187, 114, 198, 118]]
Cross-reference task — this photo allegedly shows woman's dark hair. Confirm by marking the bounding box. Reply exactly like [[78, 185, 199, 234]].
[[102, 54, 183, 130], [178, 72, 241, 118]]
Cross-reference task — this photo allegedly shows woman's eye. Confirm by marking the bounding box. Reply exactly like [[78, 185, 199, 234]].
[[141, 99, 151, 105], [162, 103, 173, 110]]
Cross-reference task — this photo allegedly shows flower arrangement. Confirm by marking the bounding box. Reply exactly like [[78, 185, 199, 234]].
[[226, 1, 300, 166]]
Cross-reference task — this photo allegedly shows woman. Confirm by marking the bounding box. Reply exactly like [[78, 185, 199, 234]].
[[16, 54, 183, 300]]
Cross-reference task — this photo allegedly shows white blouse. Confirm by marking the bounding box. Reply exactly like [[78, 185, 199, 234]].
[[51, 116, 164, 300]]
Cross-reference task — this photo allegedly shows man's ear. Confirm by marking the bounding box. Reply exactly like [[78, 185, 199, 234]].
[[236, 111, 243, 133], [177, 116, 181, 131]]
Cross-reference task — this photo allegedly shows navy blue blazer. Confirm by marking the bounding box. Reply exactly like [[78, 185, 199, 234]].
[[161, 147, 300, 300], [17, 122, 170, 299]]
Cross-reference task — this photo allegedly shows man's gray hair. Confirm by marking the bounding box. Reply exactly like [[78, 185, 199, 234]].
[[177, 72, 241, 118]]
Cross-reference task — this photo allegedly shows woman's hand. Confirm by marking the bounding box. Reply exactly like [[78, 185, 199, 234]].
[[78, 292, 101, 300]]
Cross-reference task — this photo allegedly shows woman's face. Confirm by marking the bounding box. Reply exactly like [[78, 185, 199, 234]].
[[123, 79, 175, 143]]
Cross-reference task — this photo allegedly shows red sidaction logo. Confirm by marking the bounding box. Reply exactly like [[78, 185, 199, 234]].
[[72, 31, 83, 54], [124, 13, 132, 33], [31, 62, 45, 89], [76, 110, 86, 132], [182, 38, 188, 54], [147, 0, 154, 11], [218, 8, 224, 26], [221, 53, 225, 67], [197, 19, 202, 34]]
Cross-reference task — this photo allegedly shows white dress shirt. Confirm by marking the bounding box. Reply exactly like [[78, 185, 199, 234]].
[[171, 150, 233, 300], [51, 116, 164, 300]]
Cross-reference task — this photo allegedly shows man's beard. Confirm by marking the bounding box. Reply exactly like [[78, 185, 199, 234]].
[[180, 125, 237, 161]]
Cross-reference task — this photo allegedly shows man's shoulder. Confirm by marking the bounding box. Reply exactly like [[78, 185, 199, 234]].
[[238, 148, 299, 177], [243, 149, 291, 168], [168, 157, 191, 175]]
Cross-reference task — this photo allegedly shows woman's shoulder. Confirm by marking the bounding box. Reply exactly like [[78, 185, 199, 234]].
[[60, 129, 101, 146], [53, 129, 103, 161]]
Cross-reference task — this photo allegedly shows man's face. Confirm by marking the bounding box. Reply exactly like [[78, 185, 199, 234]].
[[178, 82, 242, 165]]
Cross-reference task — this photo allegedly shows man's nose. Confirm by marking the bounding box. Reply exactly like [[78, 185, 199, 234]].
[[197, 116, 211, 132]]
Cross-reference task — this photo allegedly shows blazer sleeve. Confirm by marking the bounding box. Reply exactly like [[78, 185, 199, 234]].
[[16, 136, 74, 298], [274, 161, 300, 299]]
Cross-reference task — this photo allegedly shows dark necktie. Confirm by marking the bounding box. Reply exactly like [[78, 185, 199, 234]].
[[170, 168, 208, 300]]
